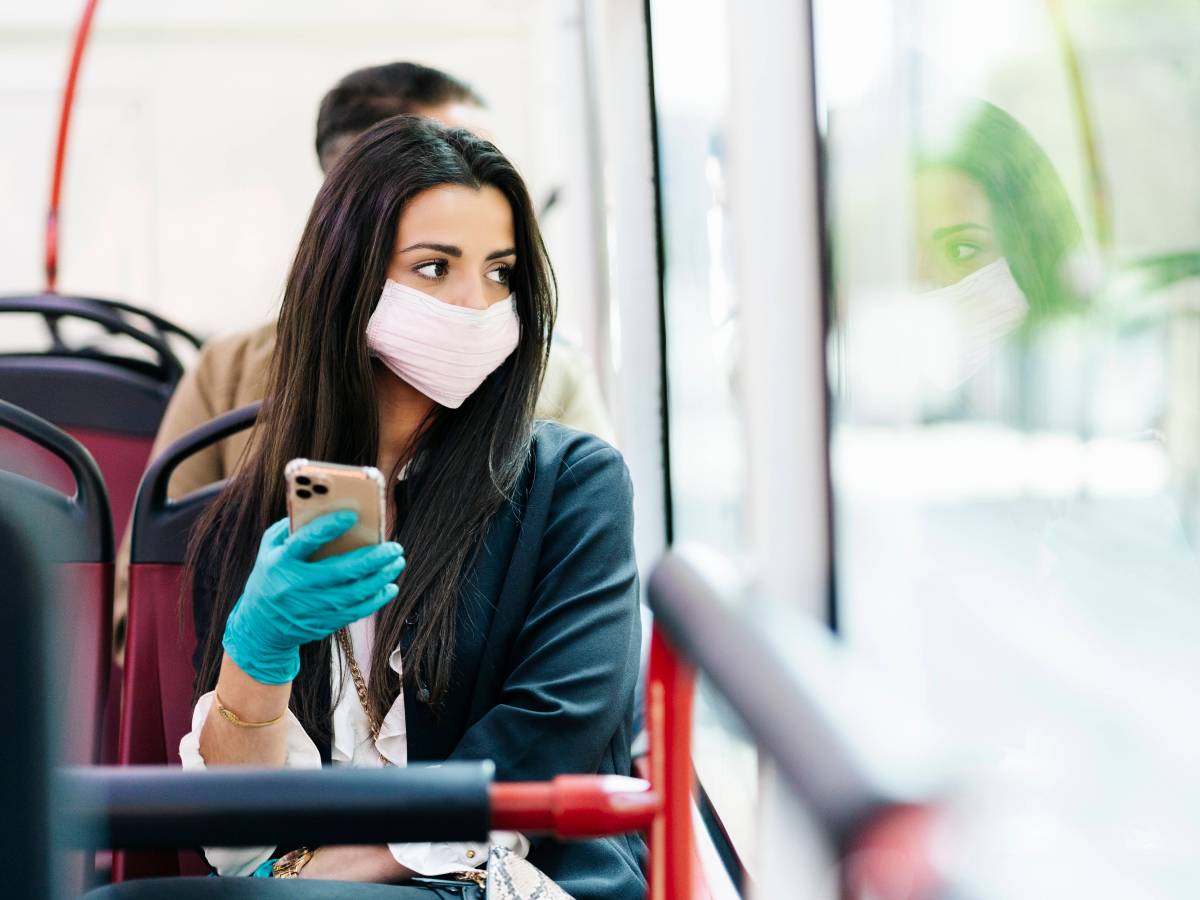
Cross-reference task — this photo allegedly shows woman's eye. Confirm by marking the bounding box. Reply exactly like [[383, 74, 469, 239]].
[[414, 260, 448, 280], [945, 241, 980, 262], [486, 265, 512, 286]]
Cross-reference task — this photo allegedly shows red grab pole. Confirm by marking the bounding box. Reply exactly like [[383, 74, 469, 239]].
[[646, 628, 696, 900], [46, 0, 101, 292]]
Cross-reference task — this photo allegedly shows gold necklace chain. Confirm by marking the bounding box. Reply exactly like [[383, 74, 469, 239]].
[[334, 628, 392, 767], [337, 630, 487, 884]]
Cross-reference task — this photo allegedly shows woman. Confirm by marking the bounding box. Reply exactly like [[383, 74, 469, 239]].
[[178, 116, 645, 897]]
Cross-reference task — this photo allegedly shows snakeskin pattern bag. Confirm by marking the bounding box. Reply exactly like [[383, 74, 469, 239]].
[[409, 846, 575, 899], [485, 846, 573, 899]]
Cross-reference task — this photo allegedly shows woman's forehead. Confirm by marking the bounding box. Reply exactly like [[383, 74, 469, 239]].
[[914, 167, 992, 231], [396, 184, 514, 252]]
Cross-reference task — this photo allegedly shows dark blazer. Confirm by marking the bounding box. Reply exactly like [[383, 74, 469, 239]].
[[193, 423, 647, 899]]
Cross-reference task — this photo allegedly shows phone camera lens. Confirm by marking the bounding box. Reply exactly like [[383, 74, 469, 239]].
[[295, 489, 312, 499], [295, 475, 311, 486], [312, 484, 329, 495]]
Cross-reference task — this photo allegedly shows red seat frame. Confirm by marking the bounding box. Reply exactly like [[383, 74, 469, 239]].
[[0, 400, 114, 895], [115, 406, 257, 881], [0, 294, 186, 540], [0, 400, 112, 767], [115, 566, 209, 880]]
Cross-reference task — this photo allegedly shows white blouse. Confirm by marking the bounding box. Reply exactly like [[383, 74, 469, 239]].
[[179, 611, 530, 877]]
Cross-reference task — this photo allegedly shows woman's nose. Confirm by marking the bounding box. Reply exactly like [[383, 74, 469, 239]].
[[450, 282, 491, 311]]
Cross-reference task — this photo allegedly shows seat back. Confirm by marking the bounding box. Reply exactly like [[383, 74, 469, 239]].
[[0, 294, 186, 539], [0, 399, 113, 766], [0, 477, 58, 899], [115, 403, 259, 881]]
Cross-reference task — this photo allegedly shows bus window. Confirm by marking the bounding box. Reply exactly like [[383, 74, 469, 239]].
[[815, 0, 1200, 891], [648, 0, 758, 872]]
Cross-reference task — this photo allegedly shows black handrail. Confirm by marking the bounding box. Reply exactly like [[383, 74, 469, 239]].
[[78, 295, 204, 350], [647, 544, 942, 846], [58, 764, 494, 850], [130, 403, 259, 564], [0, 294, 184, 383], [0, 398, 112, 562]]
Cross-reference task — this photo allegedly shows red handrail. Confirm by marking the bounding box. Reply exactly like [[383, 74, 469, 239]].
[[646, 628, 697, 900], [490, 776, 659, 835], [488, 626, 699, 898], [46, 0, 101, 292]]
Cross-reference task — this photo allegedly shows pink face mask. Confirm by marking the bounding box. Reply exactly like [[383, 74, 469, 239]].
[[366, 279, 521, 409]]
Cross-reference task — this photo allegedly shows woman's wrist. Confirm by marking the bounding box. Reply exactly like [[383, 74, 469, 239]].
[[297, 845, 415, 883], [222, 605, 301, 685], [199, 653, 293, 767], [213, 652, 292, 723]]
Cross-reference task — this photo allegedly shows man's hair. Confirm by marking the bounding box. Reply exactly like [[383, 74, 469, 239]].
[[315, 62, 485, 170]]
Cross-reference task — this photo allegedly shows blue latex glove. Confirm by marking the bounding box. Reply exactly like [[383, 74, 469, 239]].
[[223, 511, 405, 685], [251, 858, 277, 878]]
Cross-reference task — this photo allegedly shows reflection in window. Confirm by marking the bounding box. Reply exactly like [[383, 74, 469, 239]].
[[817, 0, 1200, 893]]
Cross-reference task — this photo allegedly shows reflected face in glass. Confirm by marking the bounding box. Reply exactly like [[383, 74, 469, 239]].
[[387, 184, 516, 310], [914, 166, 1000, 289]]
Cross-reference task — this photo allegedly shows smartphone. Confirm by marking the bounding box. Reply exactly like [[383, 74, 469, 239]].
[[285, 458, 386, 561]]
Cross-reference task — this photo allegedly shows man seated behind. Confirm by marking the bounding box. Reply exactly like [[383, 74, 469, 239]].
[[114, 62, 614, 652]]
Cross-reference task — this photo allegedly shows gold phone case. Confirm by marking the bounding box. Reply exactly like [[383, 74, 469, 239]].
[[285, 458, 386, 561]]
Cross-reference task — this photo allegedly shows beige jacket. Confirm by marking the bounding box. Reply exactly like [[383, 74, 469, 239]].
[[114, 321, 614, 650]]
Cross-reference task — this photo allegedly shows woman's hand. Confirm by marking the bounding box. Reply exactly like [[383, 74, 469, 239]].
[[299, 845, 416, 883], [222, 511, 406, 685]]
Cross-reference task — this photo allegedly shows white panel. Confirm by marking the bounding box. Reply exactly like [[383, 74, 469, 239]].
[[0, 3, 542, 340], [527, 0, 602, 362], [723, 0, 839, 894], [725, 0, 830, 615], [585, 0, 668, 573]]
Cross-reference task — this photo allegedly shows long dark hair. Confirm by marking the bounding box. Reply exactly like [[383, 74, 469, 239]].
[[189, 116, 555, 740]]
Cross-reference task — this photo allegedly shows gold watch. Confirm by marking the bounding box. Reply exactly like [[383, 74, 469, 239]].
[[271, 847, 314, 878]]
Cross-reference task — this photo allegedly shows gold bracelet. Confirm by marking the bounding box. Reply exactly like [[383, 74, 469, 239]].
[[272, 847, 314, 878], [214, 693, 286, 729]]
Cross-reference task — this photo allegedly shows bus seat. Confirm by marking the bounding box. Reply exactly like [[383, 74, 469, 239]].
[[0, 294, 187, 540], [0, 399, 112, 766], [115, 404, 259, 882], [0, 470, 60, 898], [0, 399, 114, 894]]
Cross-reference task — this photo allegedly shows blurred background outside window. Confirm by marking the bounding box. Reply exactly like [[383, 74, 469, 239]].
[[816, 0, 1200, 892]]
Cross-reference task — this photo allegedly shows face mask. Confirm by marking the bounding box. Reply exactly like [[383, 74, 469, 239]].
[[913, 256, 1028, 390], [840, 257, 1029, 422], [366, 279, 521, 409]]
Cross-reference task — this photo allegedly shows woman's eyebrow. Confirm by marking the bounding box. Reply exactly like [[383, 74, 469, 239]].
[[399, 242, 461, 257], [931, 222, 988, 240], [485, 248, 517, 261]]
